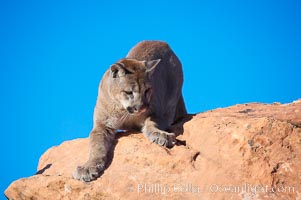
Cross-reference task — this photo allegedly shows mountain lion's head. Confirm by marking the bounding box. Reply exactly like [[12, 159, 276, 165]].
[[108, 58, 160, 114]]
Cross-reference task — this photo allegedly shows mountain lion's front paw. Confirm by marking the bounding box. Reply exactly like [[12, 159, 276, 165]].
[[73, 163, 104, 182], [148, 131, 176, 148]]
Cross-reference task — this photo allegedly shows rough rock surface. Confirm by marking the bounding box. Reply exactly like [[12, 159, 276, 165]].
[[5, 100, 301, 200]]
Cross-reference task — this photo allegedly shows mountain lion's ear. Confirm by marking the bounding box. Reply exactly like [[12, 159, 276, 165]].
[[145, 59, 161, 74], [110, 63, 126, 78]]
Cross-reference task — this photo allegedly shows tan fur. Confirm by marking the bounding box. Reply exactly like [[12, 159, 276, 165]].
[[73, 41, 186, 182]]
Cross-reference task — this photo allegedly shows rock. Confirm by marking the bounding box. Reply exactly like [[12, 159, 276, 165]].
[[5, 100, 301, 200]]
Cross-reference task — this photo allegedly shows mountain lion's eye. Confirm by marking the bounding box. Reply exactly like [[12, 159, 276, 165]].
[[124, 91, 133, 95]]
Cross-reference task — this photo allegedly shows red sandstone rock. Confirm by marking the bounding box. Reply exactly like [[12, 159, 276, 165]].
[[5, 100, 301, 200]]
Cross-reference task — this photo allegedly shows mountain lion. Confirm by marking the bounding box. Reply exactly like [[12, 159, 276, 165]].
[[73, 41, 187, 182]]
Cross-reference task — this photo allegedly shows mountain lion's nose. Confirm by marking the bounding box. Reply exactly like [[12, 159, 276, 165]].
[[126, 107, 135, 113], [127, 105, 148, 114]]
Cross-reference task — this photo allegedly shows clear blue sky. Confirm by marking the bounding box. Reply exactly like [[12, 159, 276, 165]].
[[1, 0, 301, 197]]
